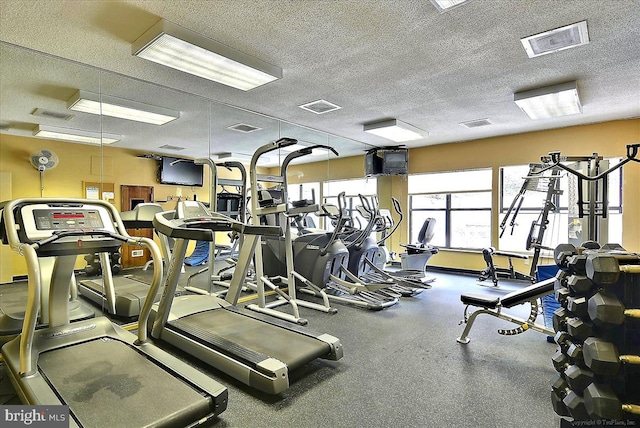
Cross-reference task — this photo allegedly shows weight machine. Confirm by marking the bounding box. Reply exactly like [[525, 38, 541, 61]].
[[479, 162, 562, 286]]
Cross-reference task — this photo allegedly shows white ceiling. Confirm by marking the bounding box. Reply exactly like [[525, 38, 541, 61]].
[[0, 0, 639, 165]]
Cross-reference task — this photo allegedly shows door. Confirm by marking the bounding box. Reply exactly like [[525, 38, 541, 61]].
[[121, 185, 154, 269]]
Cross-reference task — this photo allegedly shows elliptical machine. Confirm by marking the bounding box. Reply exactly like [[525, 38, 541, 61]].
[[337, 194, 425, 296], [248, 138, 341, 324]]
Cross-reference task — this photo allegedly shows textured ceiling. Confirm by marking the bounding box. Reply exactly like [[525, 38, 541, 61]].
[[0, 0, 639, 165]]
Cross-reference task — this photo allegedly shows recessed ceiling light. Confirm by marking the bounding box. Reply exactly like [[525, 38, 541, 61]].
[[521, 21, 589, 58], [299, 99, 342, 115]]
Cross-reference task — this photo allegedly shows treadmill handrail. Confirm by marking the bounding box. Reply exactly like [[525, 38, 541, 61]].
[[2, 198, 164, 374], [153, 210, 282, 241]]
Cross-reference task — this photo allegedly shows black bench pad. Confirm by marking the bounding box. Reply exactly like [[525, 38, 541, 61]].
[[460, 293, 500, 309], [501, 277, 555, 308]]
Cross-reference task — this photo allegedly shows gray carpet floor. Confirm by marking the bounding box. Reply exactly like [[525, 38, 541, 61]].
[[0, 269, 560, 427]]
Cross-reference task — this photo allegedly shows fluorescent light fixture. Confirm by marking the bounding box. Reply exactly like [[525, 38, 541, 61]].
[[34, 125, 120, 145], [132, 19, 282, 91], [429, 0, 473, 12], [363, 119, 424, 142], [514, 81, 582, 120], [68, 90, 179, 125], [521, 21, 589, 58]]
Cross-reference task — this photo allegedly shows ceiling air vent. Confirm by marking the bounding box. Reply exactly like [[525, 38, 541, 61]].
[[159, 144, 185, 151], [32, 108, 75, 121], [299, 99, 342, 115], [227, 123, 262, 133], [460, 118, 492, 128], [521, 21, 589, 58]]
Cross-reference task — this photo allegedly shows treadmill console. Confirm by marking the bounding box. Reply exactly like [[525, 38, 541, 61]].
[[18, 203, 116, 242], [176, 200, 211, 219]]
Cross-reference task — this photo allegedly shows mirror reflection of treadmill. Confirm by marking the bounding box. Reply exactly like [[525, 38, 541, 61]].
[[150, 200, 343, 394], [78, 203, 180, 318], [0, 198, 227, 427]]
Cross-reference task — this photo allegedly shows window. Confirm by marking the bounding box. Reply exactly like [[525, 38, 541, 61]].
[[408, 169, 492, 249], [499, 159, 623, 252]]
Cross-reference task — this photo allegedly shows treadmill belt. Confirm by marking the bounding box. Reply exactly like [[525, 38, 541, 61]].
[[38, 338, 213, 428], [80, 276, 150, 297], [174, 310, 330, 370]]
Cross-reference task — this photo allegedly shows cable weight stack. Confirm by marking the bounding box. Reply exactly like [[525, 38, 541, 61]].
[[551, 243, 640, 424]]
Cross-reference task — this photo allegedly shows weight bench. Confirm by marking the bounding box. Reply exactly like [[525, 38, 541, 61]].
[[456, 277, 555, 344], [478, 247, 533, 286]]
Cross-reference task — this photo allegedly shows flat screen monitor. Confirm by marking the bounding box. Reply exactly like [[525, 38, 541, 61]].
[[159, 156, 204, 187]]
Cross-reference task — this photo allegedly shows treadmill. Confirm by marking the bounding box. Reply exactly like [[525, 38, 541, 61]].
[[151, 200, 343, 394], [78, 203, 173, 318], [1, 198, 227, 427], [0, 206, 94, 342]]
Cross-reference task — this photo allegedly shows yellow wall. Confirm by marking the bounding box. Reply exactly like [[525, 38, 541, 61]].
[[0, 134, 243, 280], [2, 118, 639, 278], [287, 118, 640, 270]]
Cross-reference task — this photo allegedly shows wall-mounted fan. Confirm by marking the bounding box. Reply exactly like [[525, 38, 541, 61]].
[[30, 149, 59, 196]]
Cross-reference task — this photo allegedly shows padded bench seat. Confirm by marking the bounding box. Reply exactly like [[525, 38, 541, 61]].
[[460, 293, 500, 309], [460, 277, 555, 309]]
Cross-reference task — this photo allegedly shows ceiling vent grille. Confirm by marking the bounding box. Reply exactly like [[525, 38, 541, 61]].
[[460, 118, 492, 128], [227, 123, 262, 133], [159, 144, 185, 151], [299, 99, 342, 115], [32, 108, 75, 121], [521, 21, 589, 58]]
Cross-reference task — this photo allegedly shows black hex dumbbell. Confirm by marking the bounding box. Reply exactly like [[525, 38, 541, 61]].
[[567, 296, 588, 318], [564, 364, 595, 393], [550, 374, 589, 419], [566, 317, 594, 341], [584, 383, 640, 420], [583, 337, 640, 376], [554, 243, 577, 269], [566, 275, 593, 294], [553, 307, 569, 332], [600, 243, 625, 251], [555, 287, 571, 307], [567, 254, 588, 275], [585, 254, 640, 285], [587, 291, 640, 328], [554, 331, 584, 363]]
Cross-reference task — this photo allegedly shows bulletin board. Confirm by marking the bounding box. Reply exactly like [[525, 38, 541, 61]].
[[83, 181, 115, 203]]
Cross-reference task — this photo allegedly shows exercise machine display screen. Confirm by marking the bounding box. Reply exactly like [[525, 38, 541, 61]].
[[33, 209, 105, 231]]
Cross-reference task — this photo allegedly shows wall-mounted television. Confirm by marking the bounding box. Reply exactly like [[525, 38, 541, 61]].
[[159, 156, 204, 187], [365, 148, 408, 176], [382, 149, 408, 175]]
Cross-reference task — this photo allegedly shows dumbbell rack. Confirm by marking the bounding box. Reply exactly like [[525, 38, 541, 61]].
[[551, 243, 640, 423]]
